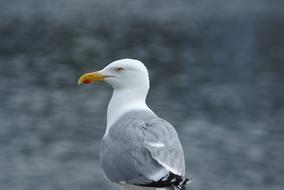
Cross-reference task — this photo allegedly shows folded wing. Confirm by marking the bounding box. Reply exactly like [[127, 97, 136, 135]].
[[100, 111, 189, 189]]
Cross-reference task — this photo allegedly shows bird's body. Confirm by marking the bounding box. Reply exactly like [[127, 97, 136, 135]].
[[101, 110, 187, 190], [78, 59, 190, 190]]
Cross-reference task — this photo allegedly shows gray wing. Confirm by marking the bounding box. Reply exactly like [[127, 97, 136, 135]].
[[100, 111, 186, 186], [143, 118, 185, 176]]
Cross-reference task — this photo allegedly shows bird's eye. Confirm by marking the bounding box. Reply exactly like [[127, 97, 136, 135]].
[[115, 67, 124, 72]]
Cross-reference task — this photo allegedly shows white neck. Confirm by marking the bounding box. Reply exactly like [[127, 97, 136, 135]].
[[105, 87, 152, 136]]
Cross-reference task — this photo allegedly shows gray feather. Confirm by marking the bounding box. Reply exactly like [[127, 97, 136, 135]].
[[100, 110, 185, 186]]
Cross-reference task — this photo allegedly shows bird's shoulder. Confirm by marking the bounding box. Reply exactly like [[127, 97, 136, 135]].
[[107, 110, 179, 143]]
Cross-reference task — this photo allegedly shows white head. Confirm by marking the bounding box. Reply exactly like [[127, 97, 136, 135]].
[[78, 59, 153, 129], [78, 58, 150, 94], [102, 59, 149, 91]]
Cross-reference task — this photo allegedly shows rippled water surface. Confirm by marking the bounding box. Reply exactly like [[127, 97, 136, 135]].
[[0, 1, 284, 190]]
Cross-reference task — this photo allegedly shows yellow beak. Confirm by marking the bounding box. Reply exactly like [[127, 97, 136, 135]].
[[78, 71, 107, 85]]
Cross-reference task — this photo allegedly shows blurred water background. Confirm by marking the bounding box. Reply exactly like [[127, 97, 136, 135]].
[[0, 0, 284, 190]]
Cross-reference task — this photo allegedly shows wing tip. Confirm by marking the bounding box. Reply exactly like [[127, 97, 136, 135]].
[[135, 172, 192, 190], [173, 176, 192, 190]]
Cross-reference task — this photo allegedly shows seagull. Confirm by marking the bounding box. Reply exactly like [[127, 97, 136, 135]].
[[78, 59, 191, 190]]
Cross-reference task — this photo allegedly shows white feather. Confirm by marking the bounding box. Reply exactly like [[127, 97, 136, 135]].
[[146, 141, 165, 148]]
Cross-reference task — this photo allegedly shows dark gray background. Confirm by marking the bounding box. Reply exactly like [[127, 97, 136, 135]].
[[0, 0, 283, 190]]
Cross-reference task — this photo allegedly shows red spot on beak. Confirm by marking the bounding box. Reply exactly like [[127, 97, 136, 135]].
[[83, 79, 91, 84]]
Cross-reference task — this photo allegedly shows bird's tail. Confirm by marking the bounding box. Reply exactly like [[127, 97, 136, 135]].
[[172, 176, 192, 190]]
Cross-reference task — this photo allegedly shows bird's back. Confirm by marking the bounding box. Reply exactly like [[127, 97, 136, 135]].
[[100, 110, 188, 189]]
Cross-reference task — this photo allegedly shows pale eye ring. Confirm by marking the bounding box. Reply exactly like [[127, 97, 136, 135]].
[[115, 67, 124, 72]]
